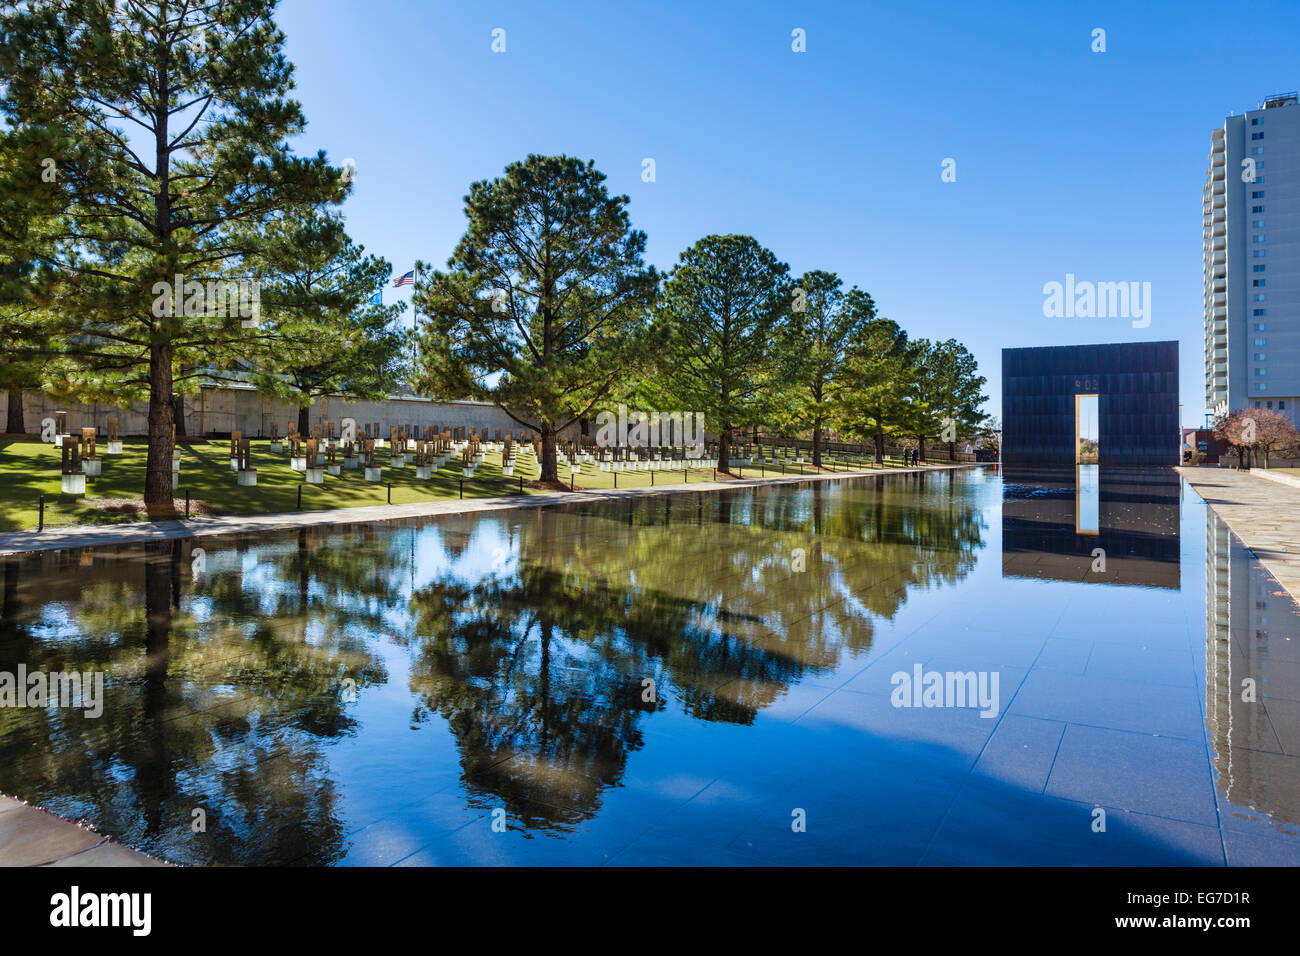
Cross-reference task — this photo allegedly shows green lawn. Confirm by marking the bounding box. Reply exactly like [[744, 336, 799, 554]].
[[0, 438, 930, 533]]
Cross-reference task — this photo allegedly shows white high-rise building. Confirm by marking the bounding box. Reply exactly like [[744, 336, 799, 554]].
[[1203, 92, 1300, 422]]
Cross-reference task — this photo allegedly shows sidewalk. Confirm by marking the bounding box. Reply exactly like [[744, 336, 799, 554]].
[[0, 463, 977, 556], [0, 795, 170, 867], [1178, 466, 1300, 608]]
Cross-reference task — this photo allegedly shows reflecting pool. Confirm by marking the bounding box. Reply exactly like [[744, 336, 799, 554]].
[[1, 467, 1298, 865]]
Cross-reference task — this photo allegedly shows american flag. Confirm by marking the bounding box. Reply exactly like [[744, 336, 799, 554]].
[[393, 270, 414, 287]]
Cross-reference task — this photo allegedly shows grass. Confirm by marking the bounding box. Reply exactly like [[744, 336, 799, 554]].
[[0, 437, 935, 533]]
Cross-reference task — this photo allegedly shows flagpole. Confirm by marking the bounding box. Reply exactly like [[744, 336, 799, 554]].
[[411, 264, 419, 370]]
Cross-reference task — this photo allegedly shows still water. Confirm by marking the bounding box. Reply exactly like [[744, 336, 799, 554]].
[[1, 467, 1298, 865]]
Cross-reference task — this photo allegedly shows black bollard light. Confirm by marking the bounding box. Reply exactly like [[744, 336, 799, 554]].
[[38, 493, 45, 532], [297, 485, 302, 511]]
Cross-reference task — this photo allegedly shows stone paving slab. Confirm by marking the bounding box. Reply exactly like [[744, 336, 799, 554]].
[[0, 795, 169, 867], [0, 464, 975, 556], [1178, 466, 1300, 610]]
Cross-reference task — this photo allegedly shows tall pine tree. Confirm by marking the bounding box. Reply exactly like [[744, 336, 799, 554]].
[[779, 271, 877, 468], [0, 0, 344, 511], [414, 155, 660, 484], [654, 235, 791, 472], [246, 208, 406, 435]]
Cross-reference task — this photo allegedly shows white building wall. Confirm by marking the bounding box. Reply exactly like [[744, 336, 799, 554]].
[[1206, 93, 1300, 422]]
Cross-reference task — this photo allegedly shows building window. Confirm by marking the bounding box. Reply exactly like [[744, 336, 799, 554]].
[[1252, 220, 1266, 227], [1257, 383, 1268, 391], [1267, 401, 1274, 408], [1255, 369, 1267, 376], [1254, 279, 1266, 287], [1281, 402, 1287, 410], [1253, 309, 1267, 316], [1251, 117, 1263, 125], [1256, 353, 1268, 361], [1254, 294, 1267, 301], [1252, 132, 1265, 139], [1255, 323, 1266, 331], [1252, 205, 1265, 213], [1253, 250, 1267, 258], [1254, 338, 1267, 345], [1254, 235, 1267, 242], [1252, 147, 1265, 154], [1254, 264, 1266, 272], [1252, 190, 1265, 198]]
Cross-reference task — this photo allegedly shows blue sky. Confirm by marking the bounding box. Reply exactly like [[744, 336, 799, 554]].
[[276, 0, 1300, 425]]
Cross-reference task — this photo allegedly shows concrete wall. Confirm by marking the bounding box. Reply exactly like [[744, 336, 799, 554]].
[[2, 390, 154, 436], [1, 386, 535, 439]]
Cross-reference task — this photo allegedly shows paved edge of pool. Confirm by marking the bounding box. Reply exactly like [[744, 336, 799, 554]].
[[1178, 465, 1300, 609], [0, 464, 979, 556], [0, 794, 173, 867]]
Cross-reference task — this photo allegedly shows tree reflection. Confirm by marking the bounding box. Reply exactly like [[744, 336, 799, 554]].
[[406, 477, 985, 831], [0, 531, 392, 865], [0, 476, 986, 858]]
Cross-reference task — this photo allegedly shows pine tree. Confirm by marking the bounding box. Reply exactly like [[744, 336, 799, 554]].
[[414, 155, 660, 484], [780, 273, 877, 468], [246, 208, 406, 434], [924, 338, 987, 459], [831, 317, 917, 463], [0, 0, 344, 511], [654, 235, 791, 472]]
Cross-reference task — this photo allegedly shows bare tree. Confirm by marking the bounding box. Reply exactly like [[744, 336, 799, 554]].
[[1214, 407, 1298, 469]]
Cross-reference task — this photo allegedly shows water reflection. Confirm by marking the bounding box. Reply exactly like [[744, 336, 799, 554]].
[[1000, 466, 1181, 589], [1205, 510, 1300, 832], [0, 475, 987, 864]]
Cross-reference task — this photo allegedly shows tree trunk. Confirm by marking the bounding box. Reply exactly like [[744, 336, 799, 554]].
[[144, 344, 176, 515], [812, 425, 822, 469], [297, 403, 310, 437], [5, 387, 24, 435], [717, 427, 731, 474], [918, 435, 926, 462], [146, 64, 175, 516], [540, 424, 558, 483], [873, 433, 884, 464]]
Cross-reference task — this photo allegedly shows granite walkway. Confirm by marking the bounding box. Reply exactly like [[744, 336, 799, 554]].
[[0, 464, 975, 556], [0, 795, 169, 867], [1178, 465, 1300, 608]]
